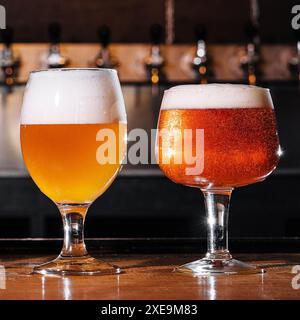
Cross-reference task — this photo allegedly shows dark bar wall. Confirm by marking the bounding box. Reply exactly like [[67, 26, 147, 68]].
[[0, 1, 299, 241], [2, 0, 299, 43]]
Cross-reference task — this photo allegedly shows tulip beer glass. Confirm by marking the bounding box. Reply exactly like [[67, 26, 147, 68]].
[[20, 69, 127, 275], [156, 84, 280, 275]]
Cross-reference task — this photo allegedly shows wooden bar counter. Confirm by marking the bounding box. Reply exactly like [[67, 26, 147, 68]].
[[0, 240, 299, 300]]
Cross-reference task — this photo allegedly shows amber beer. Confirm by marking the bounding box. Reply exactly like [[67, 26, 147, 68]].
[[156, 84, 280, 275], [157, 85, 280, 189], [21, 122, 126, 203]]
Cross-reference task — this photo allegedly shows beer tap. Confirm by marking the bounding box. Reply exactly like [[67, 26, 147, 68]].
[[94, 25, 118, 69], [46, 23, 69, 69], [191, 24, 211, 84], [240, 21, 261, 85], [288, 29, 300, 83], [0, 27, 20, 88], [145, 24, 165, 84]]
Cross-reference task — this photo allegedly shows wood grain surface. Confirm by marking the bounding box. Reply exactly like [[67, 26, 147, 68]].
[[0, 252, 299, 300]]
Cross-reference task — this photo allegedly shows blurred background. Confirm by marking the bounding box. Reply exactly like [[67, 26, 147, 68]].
[[0, 0, 299, 241]]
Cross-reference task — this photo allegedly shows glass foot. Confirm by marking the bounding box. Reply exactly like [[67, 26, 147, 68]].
[[176, 258, 264, 276], [32, 255, 122, 276]]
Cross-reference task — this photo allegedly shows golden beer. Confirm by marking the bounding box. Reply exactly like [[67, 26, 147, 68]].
[[20, 68, 127, 275], [21, 122, 126, 203]]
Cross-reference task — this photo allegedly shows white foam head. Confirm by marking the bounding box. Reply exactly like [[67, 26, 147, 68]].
[[21, 68, 127, 124], [161, 84, 273, 110]]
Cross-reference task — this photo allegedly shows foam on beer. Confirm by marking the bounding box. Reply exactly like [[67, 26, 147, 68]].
[[21, 69, 127, 124], [161, 84, 273, 110]]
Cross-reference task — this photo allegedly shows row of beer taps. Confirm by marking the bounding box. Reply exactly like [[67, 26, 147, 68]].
[[1, 21, 300, 88]]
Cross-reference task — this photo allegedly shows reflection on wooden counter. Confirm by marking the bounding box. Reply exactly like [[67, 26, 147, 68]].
[[0, 252, 299, 299]]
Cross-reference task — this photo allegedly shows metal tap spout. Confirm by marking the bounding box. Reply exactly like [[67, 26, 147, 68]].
[[0, 27, 20, 89], [191, 24, 211, 83], [46, 23, 69, 69], [95, 25, 118, 69], [145, 24, 166, 84], [240, 22, 261, 85]]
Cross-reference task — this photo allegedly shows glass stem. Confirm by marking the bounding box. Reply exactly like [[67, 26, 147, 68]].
[[202, 188, 233, 261], [58, 204, 90, 258]]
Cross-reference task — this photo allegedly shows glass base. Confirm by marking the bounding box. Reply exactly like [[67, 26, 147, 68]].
[[176, 258, 264, 276], [32, 254, 122, 276]]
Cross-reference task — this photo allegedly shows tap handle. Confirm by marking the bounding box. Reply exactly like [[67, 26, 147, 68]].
[[97, 25, 111, 48], [150, 24, 163, 45], [48, 22, 62, 44], [0, 27, 14, 47], [244, 21, 259, 42], [194, 24, 207, 41]]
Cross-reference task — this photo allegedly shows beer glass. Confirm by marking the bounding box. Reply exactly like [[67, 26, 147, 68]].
[[20, 68, 127, 275], [156, 84, 280, 275]]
